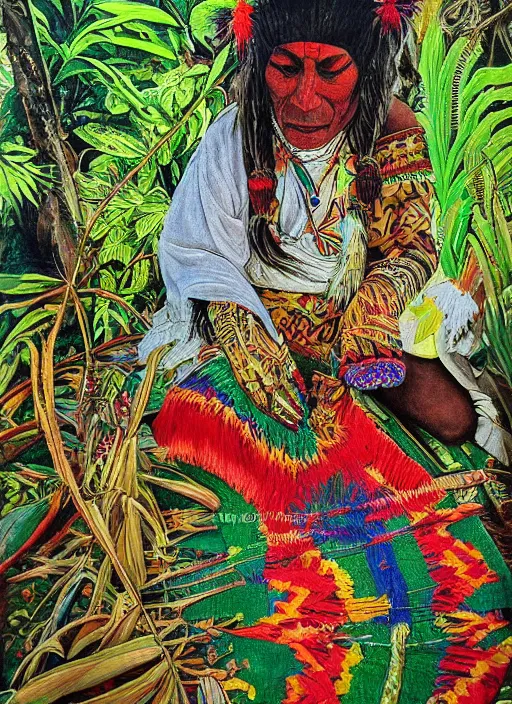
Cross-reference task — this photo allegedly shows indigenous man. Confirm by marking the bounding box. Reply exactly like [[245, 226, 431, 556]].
[[139, 1, 512, 702]]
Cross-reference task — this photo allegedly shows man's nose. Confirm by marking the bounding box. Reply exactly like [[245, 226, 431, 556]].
[[290, 64, 322, 112]]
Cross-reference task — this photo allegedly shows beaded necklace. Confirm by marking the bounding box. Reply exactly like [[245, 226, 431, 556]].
[[271, 114, 347, 209]]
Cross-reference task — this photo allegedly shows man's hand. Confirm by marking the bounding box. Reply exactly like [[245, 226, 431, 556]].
[[207, 301, 304, 429]]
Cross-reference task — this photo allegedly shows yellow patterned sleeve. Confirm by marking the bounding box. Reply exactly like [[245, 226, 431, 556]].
[[341, 128, 439, 363]]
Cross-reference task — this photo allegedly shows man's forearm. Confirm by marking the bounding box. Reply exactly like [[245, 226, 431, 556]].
[[340, 178, 438, 363], [207, 301, 304, 428]]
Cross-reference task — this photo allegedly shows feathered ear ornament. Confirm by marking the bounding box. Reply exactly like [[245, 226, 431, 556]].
[[374, 0, 422, 35], [232, 0, 254, 56]]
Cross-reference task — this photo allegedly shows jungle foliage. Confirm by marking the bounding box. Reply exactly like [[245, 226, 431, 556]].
[[0, 0, 511, 702]]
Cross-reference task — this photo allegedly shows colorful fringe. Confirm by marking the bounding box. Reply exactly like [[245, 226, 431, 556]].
[[153, 355, 512, 704]]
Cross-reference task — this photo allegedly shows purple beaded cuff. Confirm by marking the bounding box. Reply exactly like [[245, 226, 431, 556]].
[[343, 358, 406, 391]]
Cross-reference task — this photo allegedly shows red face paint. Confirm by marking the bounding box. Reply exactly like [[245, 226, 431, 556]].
[[265, 42, 359, 150]]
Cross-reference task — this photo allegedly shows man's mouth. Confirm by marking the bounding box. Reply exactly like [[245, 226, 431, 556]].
[[285, 123, 329, 134]]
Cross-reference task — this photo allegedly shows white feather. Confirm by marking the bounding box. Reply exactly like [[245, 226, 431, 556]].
[[327, 210, 368, 310], [427, 281, 479, 353]]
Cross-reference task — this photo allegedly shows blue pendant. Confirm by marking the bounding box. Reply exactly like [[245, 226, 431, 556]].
[[310, 194, 321, 207]]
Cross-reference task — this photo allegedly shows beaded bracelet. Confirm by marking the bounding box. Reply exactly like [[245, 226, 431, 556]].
[[343, 357, 406, 391]]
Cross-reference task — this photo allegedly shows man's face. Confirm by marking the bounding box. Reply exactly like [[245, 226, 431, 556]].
[[265, 42, 359, 150]]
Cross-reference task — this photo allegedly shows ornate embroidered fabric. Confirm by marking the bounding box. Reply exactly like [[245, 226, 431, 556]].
[[263, 127, 438, 364], [340, 129, 438, 362], [258, 289, 343, 362]]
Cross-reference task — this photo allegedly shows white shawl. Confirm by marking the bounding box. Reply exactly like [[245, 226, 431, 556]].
[[138, 103, 345, 370]]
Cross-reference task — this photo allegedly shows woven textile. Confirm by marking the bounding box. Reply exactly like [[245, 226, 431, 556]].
[[153, 354, 512, 704]]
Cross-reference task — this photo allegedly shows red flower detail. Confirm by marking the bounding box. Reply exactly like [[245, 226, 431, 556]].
[[232, 0, 254, 56], [114, 390, 131, 419], [21, 588, 34, 603], [95, 432, 115, 460]]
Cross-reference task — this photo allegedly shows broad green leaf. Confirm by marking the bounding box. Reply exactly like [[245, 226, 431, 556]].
[[137, 158, 158, 195], [99, 230, 134, 265], [53, 59, 99, 84], [461, 62, 512, 119], [98, 30, 177, 60], [204, 42, 231, 93], [170, 160, 180, 184], [135, 211, 166, 240], [76, 57, 147, 113], [105, 91, 131, 115], [74, 123, 147, 158], [95, 1, 180, 27], [68, 17, 144, 57], [174, 76, 196, 108], [465, 108, 512, 166], [122, 258, 150, 294], [455, 86, 512, 163], [183, 64, 210, 78], [0, 273, 62, 295], [0, 497, 51, 565], [0, 309, 56, 360], [99, 269, 118, 293]]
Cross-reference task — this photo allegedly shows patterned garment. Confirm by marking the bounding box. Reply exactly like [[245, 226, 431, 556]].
[[341, 129, 439, 362], [257, 289, 343, 362], [270, 126, 439, 364], [153, 353, 512, 704]]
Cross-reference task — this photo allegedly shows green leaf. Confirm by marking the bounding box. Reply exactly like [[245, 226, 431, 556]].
[[0, 350, 21, 398], [0, 497, 51, 565], [74, 57, 147, 114], [68, 16, 139, 57], [174, 76, 197, 108], [461, 62, 512, 119], [95, 1, 180, 27], [99, 230, 134, 265], [0, 274, 62, 295], [135, 211, 166, 240], [74, 123, 147, 158], [98, 30, 177, 60], [99, 269, 118, 293], [105, 91, 131, 115], [0, 309, 56, 360], [204, 42, 231, 93], [53, 59, 99, 84], [122, 258, 150, 294], [108, 307, 131, 333], [0, 144, 53, 220]]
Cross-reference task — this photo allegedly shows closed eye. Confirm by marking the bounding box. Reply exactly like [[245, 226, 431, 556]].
[[316, 56, 352, 80], [317, 59, 353, 80], [268, 60, 301, 78]]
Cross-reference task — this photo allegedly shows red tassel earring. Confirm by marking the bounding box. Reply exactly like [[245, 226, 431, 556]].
[[248, 169, 276, 216], [232, 0, 254, 56], [374, 0, 422, 35]]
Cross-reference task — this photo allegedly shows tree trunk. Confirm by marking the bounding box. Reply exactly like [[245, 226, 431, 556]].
[[2, 0, 82, 278]]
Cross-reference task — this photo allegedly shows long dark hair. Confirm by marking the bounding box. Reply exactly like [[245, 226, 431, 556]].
[[233, 0, 404, 272]]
